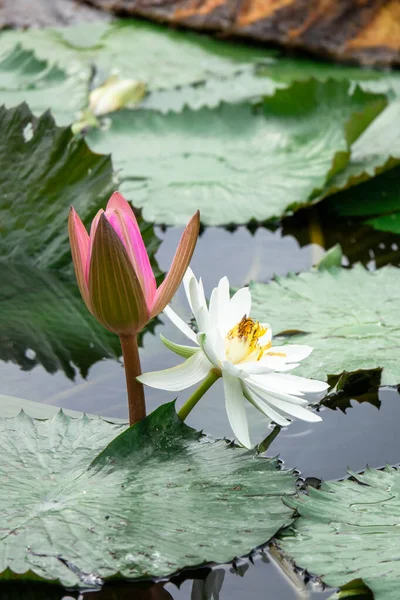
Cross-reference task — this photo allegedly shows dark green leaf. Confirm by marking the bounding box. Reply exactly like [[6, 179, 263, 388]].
[[0, 404, 296, 587], [0, 261, 120, 378], [0, 103, 160, 375], [0, 103, 113, 269], [320, 100, 400, 201], [322, 369, 382, 412]]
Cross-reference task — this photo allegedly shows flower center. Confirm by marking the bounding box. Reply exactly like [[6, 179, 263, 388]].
[[225, 315, 271, 364]]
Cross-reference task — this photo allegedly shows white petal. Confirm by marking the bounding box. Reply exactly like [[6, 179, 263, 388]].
[[198, 332, 224, 367], [266, 397, 322, 422], [189, 277, 209, 333], [222, 287, 251, 334], [221, 359, 246, 378], [209, 276, 230, 335], [265, 372, 329, 394], [246, 383, 321, 422], [254, 355, 295, 373], [183, 267, 196, 312], [243, 384, 291, 427], [163, 305, 198, 344], [237, 361, 276, 375], [137, 352, 212, 391], [222, 372, 252, 449], [246, 379, 308, 405], [267, 345, 313, 363]]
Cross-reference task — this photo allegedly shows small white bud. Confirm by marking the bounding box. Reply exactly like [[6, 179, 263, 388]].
[[89, 76, 146, 116]]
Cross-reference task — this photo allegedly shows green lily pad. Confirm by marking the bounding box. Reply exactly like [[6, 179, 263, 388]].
[[0, 394, 127, 421], [0, 103, 114, 269], [2, 19, 396, 117], [250, 264, 400, 385], [330, 166, 400, 218], [0, 103, 160, 376], [0, 261, 120, 379], [320, 99, 400, 201], [0, 403, 296, 587], [0, 45, 88, 125], [280, 466, 400, 600], [85, 80, 386, 226]]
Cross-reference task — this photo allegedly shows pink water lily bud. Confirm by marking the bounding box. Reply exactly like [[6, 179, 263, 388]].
[[69, 191, 200, 336]]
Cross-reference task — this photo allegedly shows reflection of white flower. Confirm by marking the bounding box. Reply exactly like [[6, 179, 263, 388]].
[[138, 269, 329, 448]]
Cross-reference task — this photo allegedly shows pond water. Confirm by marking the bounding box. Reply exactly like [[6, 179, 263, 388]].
[[1, 221, 399, 599]]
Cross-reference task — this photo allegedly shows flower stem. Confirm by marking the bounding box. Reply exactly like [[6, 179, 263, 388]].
[[119, 334, 146, 426], [178, 369, 221, 421]]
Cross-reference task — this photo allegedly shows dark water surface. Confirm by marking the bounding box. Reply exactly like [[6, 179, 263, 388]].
[[1, 224, 399, 599]]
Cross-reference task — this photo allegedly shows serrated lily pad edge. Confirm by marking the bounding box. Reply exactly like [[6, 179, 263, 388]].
[[276, 464, 400, 598], [0, 406, 298, 588]]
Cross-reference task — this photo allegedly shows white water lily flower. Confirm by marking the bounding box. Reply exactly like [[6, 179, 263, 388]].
[[138, 269, 329, 448]]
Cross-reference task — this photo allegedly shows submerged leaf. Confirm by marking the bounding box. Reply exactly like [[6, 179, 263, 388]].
[[0, 404, 296, 587], [250, 264, 400, 385], [280, 466, 400, 600]]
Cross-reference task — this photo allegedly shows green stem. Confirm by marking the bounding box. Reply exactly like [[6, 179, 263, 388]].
[[178, 369, 221, 421], [257, 424, 281, 454], [119, 333, 146, 426]]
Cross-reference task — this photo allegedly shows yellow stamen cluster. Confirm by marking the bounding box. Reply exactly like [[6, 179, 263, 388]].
[[226, 315, 271, 363]]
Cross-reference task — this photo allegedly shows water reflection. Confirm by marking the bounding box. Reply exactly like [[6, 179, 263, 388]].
[[0, 224, 397, 600], [0, 553, 333, 600], [283, 205, 400, 269]]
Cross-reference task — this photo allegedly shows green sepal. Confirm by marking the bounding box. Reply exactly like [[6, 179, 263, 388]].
[[160, 333, 198, 359]]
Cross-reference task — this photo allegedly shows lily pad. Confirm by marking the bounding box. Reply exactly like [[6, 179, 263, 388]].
[[0, 403, 296, 587], [250, 264, 400, 385], [0, 394, 127, 421], [85, 80, 386, 226], [0, 103, 160, 376], [0, 261, 120, 379], [0, 45, 88, 125], [1, 19, 396, 118], [0, 103, 113, 269], [319, 99, 400, 201], [280, 466, 400, 600]]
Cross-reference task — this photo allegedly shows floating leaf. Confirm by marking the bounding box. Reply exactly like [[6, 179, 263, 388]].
[[0, 103, 160, 375], [0, 395, 127, 422], [0, 103, 113, 269], [250, 264, 400, 385], [0, 262, 120, 379], [0, 45, 88, 125], [280, 466, 400, 600], [0, 404, 296, 587], [85, 80, 386, 226], [330, 165, 400, 218], [1, 20, 395, 117], [320, 100, 400, 201]]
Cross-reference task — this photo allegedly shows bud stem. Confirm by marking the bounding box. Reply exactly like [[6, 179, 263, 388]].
[[178, 369, 221, 421], [119, 334, 146, 425]]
